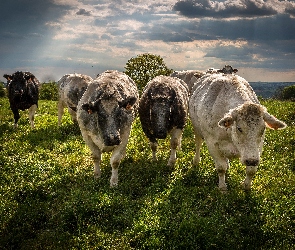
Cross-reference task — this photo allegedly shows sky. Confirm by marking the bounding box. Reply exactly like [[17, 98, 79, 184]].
[[1, 0, 295, 83]]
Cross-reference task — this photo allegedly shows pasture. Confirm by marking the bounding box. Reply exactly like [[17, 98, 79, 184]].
[[0, 97, 294, 249]]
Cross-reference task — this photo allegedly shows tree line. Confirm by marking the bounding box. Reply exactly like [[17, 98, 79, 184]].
[[1, 53, 294, 100]]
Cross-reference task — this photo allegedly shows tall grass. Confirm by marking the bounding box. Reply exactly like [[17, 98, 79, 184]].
[[0, 97, 294, 249]]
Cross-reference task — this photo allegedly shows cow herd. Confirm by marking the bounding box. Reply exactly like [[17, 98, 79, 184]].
[[3, 66, 287, 191]]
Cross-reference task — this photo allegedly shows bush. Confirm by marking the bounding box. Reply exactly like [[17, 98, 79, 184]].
[[276, 85, 295, 101], [0, 82, 6, 97], [124, 53, 173, 94], [39, 82, 58, 101]]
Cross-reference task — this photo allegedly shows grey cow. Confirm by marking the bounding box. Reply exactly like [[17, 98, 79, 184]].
[[189, 73, 286, 191], [139, 75, 189, 166], [57, 73, 93, 125], [77, 70, 139, 187]]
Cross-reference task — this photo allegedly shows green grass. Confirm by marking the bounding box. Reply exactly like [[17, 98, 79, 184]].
[[0, 98, 294, 249]]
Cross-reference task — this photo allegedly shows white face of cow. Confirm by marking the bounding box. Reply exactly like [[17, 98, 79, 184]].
[[218, 103, 287, 166]]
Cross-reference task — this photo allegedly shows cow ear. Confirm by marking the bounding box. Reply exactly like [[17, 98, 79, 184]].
[[263, 112, 287, 130], [82, 103, 94, 114], [3, 74, 12, 80], [218, 115, 234, 128], [120, 96, 137, 110], [127, 96, 137, 106], [24, 74, 32, 81]]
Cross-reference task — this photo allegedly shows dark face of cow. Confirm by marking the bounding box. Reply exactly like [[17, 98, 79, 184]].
[[4, 72, 32, 98], [82, 96, 137, 146], [147, 88, 176, 139]]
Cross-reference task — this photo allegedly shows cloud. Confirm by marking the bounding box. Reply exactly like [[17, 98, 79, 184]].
[[172, 0, 293, 19], [1, 0, 295, 82], [76, 8, 91, 16]]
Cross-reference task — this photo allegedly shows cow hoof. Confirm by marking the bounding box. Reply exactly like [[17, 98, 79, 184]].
[[218, 185, 227, 193], [241, 181, 252, 191], [94, 172, 101, 179], [167, 159, 176, 166], [110, 180, 118, 188]]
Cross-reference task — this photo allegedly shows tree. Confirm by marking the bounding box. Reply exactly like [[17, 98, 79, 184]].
[[124, 53, 173, 94], [275, 85, 295, 101]]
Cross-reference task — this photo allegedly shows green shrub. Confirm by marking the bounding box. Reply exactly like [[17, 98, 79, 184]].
[[39, 82, 58, 101], [0, 82, 6, 97], [276, 85, 295, 101]]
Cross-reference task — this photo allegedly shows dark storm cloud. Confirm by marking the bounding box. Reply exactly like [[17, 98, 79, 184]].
[[0, 0, 69, 33], [76, 9, 92, 16], [0, 0, 70, 68], [173, 0, 277, 18], [139, 14, 295, 43]]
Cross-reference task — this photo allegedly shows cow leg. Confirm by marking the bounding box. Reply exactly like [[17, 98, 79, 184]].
[[109, 128, 130, 187], [207, 142, 229, 191], [28, 104, 37, 128], [242, 165, 258, 190], [168, 128, 182, 166], [150, 140, 158, 161], [57, 100, 65, 126], [81, 130, 102, 178], [12, 108, 20, 129], [192, 133, 203, 166], [68, 107, 77, 123], [214, 158, 229, 192]]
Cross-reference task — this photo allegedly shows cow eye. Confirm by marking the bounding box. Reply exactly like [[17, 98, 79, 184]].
[[237, 126, 243, 133]]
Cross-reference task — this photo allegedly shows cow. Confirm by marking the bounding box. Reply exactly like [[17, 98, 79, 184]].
[[189, 73, 286, 191], [217, 65, 238, 74], [57, 73, 93, 125], [3, 71, 39, 128], [139, 75, 189, 166], [170, 70, 205, 94], [76, 70, 139, 187]]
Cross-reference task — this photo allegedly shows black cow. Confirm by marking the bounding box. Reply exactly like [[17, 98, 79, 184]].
[[3, 71, 39, 128], [139, 75, 189, 166]]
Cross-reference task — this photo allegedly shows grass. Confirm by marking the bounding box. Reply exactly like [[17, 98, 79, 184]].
[[0, 97, 294, 249]]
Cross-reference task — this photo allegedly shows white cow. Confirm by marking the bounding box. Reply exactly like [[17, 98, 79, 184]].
[[77, 70, 139, 187], [170, 70, 205, 93], [189, 73, 286, 191], [57, 74, 93, 125]]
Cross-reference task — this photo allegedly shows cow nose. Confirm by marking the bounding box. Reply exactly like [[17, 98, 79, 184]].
[[156, 129, 167, 139], [245, 159, 259, 166], [105, 133, 121, 146]]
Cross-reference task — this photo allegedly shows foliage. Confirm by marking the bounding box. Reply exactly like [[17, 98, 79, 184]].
[[39, 82, 58, 101], [124, 53, 173, 94], [0, 98, 294, 249], [0, 82, 6, 97], [276, 85, 295, 101]]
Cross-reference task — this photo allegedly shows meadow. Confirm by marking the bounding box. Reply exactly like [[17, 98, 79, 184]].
[[0, 97, 294, 249]]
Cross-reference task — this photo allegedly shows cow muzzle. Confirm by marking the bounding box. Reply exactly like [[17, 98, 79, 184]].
[[155, 129, 167, 139], [104, 133, 121, 146], [244, 159, 259, 166], [14, 90, 23, 96]]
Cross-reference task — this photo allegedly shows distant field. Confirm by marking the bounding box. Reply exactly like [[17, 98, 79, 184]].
[[250, 82, 295, 99], [0, 97, 294, 249]]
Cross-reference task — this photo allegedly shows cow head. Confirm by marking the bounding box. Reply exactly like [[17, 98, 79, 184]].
[[218, 103, 286, 166], [147, 86, 176, 139], [81, 94, 137, 146], [217, 65, 238, 74], [4, 71, 33, 97]]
